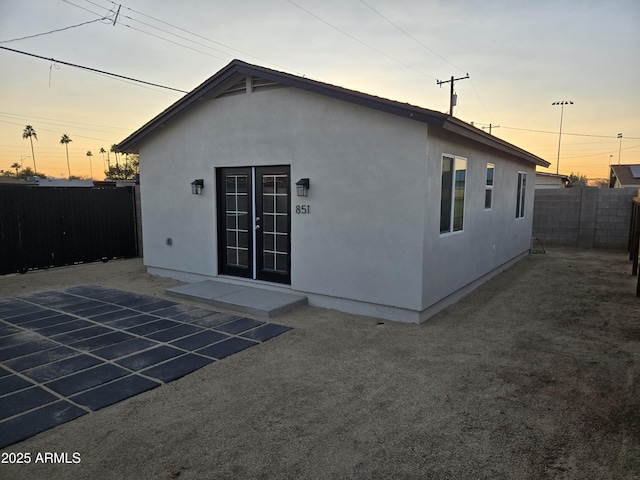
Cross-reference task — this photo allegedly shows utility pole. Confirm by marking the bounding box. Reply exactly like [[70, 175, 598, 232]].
[[552, 100, 573, 175], [618, 133, 623, 164], [112, 4, 121, 26], [437, 74, 469, 116], [482, 124, 500, 135]]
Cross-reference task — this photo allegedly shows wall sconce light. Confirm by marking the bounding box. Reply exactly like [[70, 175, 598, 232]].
[[191, 179, 204, 195], [295, 178, 309, 197]]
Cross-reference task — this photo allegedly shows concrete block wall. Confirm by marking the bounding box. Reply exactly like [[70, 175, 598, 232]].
[[594, 188, 637, 248], [532, 188, 582, 246], [533, 187, 638, 248]]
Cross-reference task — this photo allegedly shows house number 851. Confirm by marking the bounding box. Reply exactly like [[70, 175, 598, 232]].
[[295, 205, 310, 214]]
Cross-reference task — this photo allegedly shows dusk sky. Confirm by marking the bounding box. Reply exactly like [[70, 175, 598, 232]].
[[1, 0, 638, 180]]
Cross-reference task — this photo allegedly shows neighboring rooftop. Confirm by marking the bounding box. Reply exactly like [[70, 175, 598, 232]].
[[610, 164, 640, 188], [0, 177, 36, 186]]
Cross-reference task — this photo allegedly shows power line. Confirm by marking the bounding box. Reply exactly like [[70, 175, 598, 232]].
[[286, 0, 435, 79], [0, 112, 131, 131], [357, 1, 497, 122], [71, 0, 298, 74], [501, 125, 640, 140], [0, 45, 189, 93], [0, 17, 109, 44], [122, 24, 227, 61], [78, 0, 228, 60], [121, 2, 294, 72], [558, 144, 640, 159], [358, 0, 464, 73], [0, 113, 132, 135], [61, 0, 116, 20], [0, 119, 117, 142]]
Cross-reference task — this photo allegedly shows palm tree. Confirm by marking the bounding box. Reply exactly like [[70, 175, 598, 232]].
[[60, 134, 73, 178], [22, 125, 38, 173], [110, 144, 119, 166], [86, 150, 93, 180], [10, 162, 20, 177], [99, 147, 106, 173]]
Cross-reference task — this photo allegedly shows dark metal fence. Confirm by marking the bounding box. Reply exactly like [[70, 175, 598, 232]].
[[630, 197, 640, 296], [0, 186, 139, 275]]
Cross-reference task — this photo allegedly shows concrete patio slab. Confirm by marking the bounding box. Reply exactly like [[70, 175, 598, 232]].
[[166, 280, 308, 317]]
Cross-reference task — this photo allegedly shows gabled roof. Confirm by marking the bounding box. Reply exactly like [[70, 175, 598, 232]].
[[116, 59, 550, 168], [610, 164, 640, 187]]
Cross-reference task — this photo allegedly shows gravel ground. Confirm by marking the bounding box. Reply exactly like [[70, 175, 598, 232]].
[[0, 247, 639, 480]]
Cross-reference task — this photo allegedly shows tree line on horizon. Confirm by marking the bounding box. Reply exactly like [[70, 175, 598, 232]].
[[2, 125, 139, 181]]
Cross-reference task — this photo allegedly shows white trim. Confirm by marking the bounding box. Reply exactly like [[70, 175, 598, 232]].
[[251, 167, 257, 279], [516, 171, 527, 219], [485, 162, 495, 210], [440, 153, 467, 234]]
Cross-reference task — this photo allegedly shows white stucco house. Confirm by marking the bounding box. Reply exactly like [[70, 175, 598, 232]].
[[116, 60, 550, 323]]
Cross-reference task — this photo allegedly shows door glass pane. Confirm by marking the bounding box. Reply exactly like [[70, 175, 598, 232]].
[[224, 174, 249, 268], [262, 176, 274, 194], [226, 247, 237, 265], [237, 212, 249, 230], [264, 233, 274, 251], [275, 177, 288, 194], [227, 231, 236, 247], [276, 195, 288, 212], [238, 231, 249, 249], [261, 173, 288, 273], [276, 234, 287, 252], [276, 215, 288, 233], [237, 248, 249, 267], [276, 253, 287, 272], [263, 214, 274, 231], [264, 252, 275, 270]]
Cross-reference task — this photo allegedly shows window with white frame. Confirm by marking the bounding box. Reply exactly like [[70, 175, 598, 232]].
[[440, 155, 467, 233], [485, 163, 494, 209], [516, 172, 527, 218]]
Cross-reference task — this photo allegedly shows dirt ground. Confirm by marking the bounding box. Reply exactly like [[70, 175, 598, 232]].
[[0, 248, 639, 479]]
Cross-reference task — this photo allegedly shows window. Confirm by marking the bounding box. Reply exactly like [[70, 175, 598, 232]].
[[485, 163, 494, 209], [440, 155, 466, 233], [516, 172, 527, 218]]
